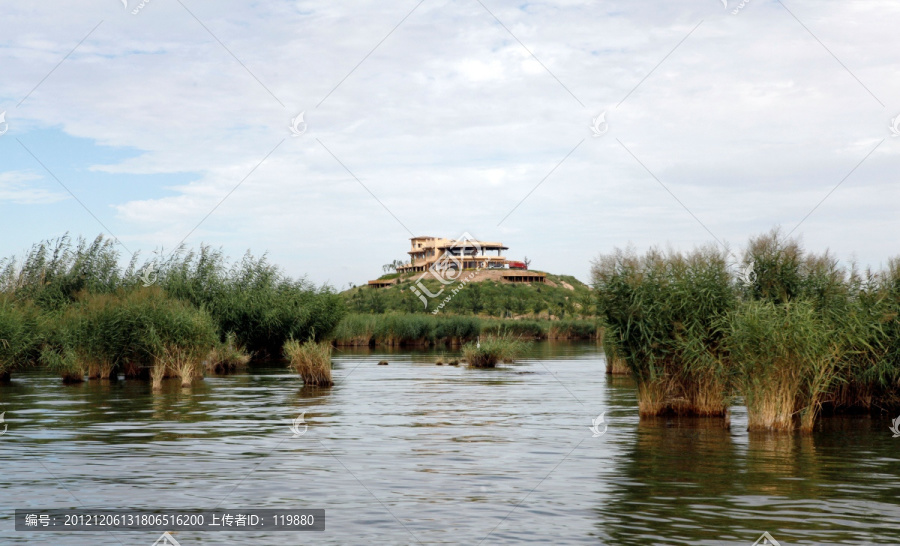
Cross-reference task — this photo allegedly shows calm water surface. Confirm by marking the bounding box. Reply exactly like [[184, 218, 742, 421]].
[[1, 342, 899, 545]]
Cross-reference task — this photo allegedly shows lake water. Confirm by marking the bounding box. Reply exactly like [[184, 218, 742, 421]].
[[2, 342, 899, 545]]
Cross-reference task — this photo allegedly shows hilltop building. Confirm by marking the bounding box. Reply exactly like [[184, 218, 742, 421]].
[[368, 235, 544, 287], [397, 236, 510, 273]]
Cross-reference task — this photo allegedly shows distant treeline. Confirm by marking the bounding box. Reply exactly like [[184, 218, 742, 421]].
[[0, 235, 344, 386], [594, 228, 900, 432]]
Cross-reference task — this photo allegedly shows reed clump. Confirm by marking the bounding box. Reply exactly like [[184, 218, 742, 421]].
[[462, 336, 528, 368], [161, 246, 345, 356], [331, 314, 378, 346], [730, 230, 858, 430], [284, 339, 334, 387], [0, 297, 35, 382], [593, 227, 900, 431], [36, 288, 219, 389], [0, 234, 343, 386], [725, 300, 838, 431], [592, 245, 735, 416], [205, 332, 252, 374]]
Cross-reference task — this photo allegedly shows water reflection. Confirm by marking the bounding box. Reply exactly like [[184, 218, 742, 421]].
[[598, 416, 738, 545]]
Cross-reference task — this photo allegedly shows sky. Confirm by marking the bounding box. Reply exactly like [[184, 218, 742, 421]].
[[1, 0, 898, 288]]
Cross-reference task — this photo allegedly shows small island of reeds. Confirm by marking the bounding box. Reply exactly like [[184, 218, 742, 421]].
[[593, 227, 900, 432]]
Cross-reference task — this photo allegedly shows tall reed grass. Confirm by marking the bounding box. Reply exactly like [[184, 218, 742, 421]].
[[593, 227, 900, 431], [36, 288, 218, 388], [0, 297, 34, 382], [331, 313, 598, 347], [0, 235, 343, 386], [725, 300, 838, 431], [284, 339, 333, 386], [161, 246, 345, 356], [462, 336, 528, 367], [205, 332, 252, 374], [592, 245, 735, 416]]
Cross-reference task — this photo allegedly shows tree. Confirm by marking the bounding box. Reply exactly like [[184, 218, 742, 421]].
[[382, 259, 407, 274], [523, 256, 532, 269]]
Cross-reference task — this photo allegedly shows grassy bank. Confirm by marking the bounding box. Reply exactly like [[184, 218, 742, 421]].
[[344, 274, 595, 319], [330, 313, 600, 346]]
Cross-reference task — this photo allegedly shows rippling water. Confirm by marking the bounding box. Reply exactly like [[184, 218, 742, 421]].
[[2, 342, 900, 545]]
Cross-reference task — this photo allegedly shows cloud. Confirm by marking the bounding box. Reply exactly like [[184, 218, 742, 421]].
[[0, 171, 66, 204], [1, 0, 899, 285]]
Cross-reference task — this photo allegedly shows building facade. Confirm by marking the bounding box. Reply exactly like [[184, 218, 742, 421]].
[[396, 236, 509, 274]]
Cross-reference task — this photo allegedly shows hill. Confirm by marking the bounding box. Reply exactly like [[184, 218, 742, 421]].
[[343, 270, 595, 318]]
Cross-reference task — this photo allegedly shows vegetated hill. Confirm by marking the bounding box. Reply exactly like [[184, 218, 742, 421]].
[[342, 270, 595, 318]]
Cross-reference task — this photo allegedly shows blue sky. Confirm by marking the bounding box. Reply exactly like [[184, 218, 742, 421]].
[[2, 0, 899, 287]]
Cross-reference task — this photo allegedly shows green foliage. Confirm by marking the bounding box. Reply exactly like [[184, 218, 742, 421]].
[[0, 234, 344, 380], [593, 227, 900, 427], [331, 313, 596, 346], [592, 245, 734, 387], [37, 288, 219, 381], [0, 234, 137, 311], [158, 245, 345, 355], [480, 319, 546, 339], [0, 296, 36, 377], [725, 299, 838, 430], [342, 275, 593, 318]]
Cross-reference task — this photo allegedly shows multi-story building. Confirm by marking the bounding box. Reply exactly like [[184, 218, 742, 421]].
[[367, 235, 542, 287], [396, 236, 509, 274]]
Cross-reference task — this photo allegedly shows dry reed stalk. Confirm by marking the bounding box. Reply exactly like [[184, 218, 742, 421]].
[[684, 376, 728, 417], [605, 356, 630, 375], [746, 369, 799, 431], [637, 379, 672, 417], [161, 347, 201, 387], [99, 361, 114, 380], [285, 340, 334, 387], [150, 358, 166, 391], [205, 340, 251, 374], [798, 351, 839, 432]]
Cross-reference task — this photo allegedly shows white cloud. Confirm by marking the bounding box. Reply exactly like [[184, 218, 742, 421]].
[[1, 0, 899, 285], [0, 171, 66, 204]]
